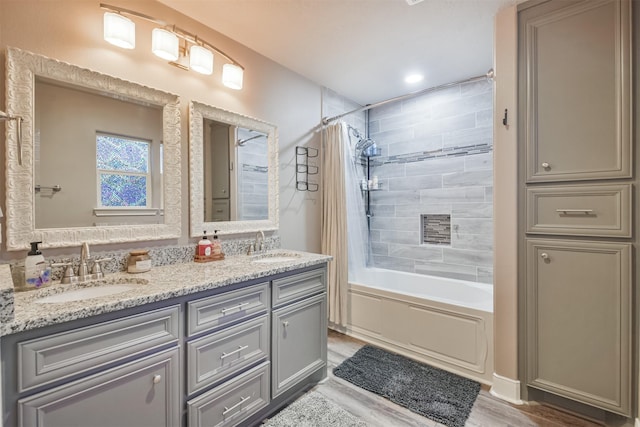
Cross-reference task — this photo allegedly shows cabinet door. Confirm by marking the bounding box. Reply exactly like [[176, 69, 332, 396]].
[[272, 293, 327, 398], [525, 239, 631, 415], [520, 0, 631, 182], [18, 347, 181, 427]]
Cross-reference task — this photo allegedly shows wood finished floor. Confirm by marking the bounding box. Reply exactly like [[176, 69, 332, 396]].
[[303, 330, 603, 427]]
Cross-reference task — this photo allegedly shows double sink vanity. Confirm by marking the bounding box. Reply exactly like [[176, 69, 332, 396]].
[[0, 250, 330, 426]]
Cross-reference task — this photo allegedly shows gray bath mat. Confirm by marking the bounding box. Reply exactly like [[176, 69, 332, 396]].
[[333, 345, 480, 427], [263, 391, 366, 427]]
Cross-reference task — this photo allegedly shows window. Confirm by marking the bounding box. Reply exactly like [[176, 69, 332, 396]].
[[96, 133, 151, 208]]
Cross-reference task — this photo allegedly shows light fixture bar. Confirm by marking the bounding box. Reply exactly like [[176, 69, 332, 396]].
[[99, 3, 244, 70]]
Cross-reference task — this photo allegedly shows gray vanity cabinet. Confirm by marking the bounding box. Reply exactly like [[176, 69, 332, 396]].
[[2, 264, 329, 427], [18, 347, 181, 427], [271, 270, 327, 398]]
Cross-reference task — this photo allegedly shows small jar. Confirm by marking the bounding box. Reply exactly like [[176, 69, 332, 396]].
[[128, 250, 151, 274]]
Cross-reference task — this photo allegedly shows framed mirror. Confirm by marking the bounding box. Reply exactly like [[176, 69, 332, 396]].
[[4, 47, 181, 250], [189, 101, 278, 236]]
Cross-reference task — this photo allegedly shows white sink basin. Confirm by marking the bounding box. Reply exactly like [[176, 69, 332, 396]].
[[34, 284, 137, 304], [251, 253, 300, 264], [252, 256, 299, 264]]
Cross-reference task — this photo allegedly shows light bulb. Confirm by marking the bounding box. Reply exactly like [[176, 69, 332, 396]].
[[103, 12, 135, 49], [222, 64, 244, 90], [189, 45, 214, 75], [152, 28, 179, 61]]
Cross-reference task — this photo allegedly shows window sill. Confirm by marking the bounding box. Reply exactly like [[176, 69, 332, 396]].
[[93, 208, 163, 217]]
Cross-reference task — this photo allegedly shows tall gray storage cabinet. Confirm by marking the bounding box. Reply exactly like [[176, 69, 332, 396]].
[[518, 0, 633, 417]]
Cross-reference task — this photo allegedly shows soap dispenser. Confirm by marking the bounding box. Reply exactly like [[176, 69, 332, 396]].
[[211, 230, 222, 255], [197, 231, 213, 257], [24, 241, 51, 288]]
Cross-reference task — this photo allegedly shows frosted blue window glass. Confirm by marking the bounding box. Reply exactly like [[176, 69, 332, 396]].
[[96, 133, 150, 208], [97, 135, 149, 173], [100, 174, 147, 207]]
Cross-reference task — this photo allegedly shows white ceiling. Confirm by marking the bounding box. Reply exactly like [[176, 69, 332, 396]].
[[159, 0, 517, 105]]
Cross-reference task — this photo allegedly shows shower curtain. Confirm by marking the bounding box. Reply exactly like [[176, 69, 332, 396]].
[[321, 121, 370, 327]]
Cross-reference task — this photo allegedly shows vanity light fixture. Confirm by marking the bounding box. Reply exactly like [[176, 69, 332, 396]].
[[152, 28, 179, 61], [100, 3, 244, 89], [103, 12, 135, 49]]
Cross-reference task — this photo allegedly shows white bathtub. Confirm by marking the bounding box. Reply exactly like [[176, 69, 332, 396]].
[[345, 268, 494, 384]]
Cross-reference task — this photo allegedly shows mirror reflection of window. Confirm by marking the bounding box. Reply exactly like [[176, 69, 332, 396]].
[[96, 133, 150, 208]]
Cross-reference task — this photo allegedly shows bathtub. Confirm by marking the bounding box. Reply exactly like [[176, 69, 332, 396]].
[[345, 268, 494, 384]]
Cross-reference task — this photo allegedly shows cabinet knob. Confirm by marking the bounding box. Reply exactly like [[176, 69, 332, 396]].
[[153, 375, 162, 384], [541, 162, 550, 169], [540, 253, 549, 260], [283, 321, 289, 327]]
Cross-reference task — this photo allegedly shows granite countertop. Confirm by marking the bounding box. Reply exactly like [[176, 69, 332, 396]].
[[0, 250, 331, 337]]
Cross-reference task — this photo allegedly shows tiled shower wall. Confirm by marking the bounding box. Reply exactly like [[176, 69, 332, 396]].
[[368, 80, 493, 284]]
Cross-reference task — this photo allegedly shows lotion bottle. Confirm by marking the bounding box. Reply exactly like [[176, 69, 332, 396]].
[[211, 230, 222, 255], [197, 231, 213, 257], [25, 241, 50, 288]]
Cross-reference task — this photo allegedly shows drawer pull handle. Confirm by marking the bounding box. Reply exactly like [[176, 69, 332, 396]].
[[152, 375, 162, 384], [221, 302, 250, 314], [540, 253, 549, 260], [222, 396, 251, 416], [541, 162, 550, 169], [221, 345, 249, 360], [556, 209, 593, 215]]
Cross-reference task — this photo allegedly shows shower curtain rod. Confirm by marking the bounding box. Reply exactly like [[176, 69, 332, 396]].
[[321, 69, 494, 125]]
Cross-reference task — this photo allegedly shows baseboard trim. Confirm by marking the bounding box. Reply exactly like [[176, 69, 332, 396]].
[[635, 417, 639, 427], [490, 372, 524, 405]]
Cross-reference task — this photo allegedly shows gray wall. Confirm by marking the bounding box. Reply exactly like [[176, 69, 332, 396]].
[[367, 80, 494, 284]]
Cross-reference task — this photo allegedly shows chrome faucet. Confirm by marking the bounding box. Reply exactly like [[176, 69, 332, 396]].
[[255, 230, 265, 253], [78, 242, 91, 281], [51, 242, 112, 284]]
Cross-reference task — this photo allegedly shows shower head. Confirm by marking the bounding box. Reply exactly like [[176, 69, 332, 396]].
[[237, 134, 266, 146], [355, 138, 376, 158]]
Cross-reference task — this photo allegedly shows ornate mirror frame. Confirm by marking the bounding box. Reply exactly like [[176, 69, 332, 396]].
[[4, 47, 182, 250], [189, 101, 279, 237]]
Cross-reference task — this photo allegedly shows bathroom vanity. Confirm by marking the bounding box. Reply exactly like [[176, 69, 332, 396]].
[[0, 252, 329, 426]]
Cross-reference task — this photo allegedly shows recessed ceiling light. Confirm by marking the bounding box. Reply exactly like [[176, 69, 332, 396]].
[[406, 0, 425, 5], [405, 74, 424, 84]]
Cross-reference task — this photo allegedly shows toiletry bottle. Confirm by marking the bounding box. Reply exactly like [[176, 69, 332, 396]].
[[372, 175, 379, 189], [24, 241, 50, 288], [211, 230, 222, 255], [197, 231, 213, 257]]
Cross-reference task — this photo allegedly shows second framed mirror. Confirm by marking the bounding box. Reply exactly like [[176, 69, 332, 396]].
[[189, 101, 279, 236]]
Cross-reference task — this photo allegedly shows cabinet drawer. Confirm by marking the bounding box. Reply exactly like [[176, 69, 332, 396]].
[[188, 282, 269, 336], [187, 314, 269, 395], [18, 305, 180, 393], [526, 184, 632, 237], [211, 200, 230, 222], [187, 361, 269, 427], [272, 269, 325, 308], [526, 239, 631, 415], [18, 346, 181, 427]]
